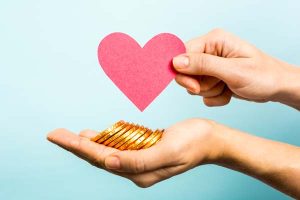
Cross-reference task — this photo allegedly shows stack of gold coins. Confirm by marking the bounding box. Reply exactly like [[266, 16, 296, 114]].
[[91, 120, 164, 150]]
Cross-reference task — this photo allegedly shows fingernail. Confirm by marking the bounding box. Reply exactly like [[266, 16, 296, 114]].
[[173, 55, 189, 69], [105, 156, 120, 169]]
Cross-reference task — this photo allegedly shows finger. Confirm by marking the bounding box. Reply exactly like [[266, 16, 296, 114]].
[[185, 36, 206, 53], [115, 164, 186, 188], [175, 74, 200, 94], [199, 81, 225, 98], [111, 171, 159, 188], [198, 76, 221, 92], [79, 129, 99, 139], [232, 93, 250, 101], [184, 29, 227, 54], [203, 87, 232, 107], [47, 129, 119, 168], [232, 94, 267, 103], [187, 90, 197, 95], [186, 29, 254, 56], [47, 128, 78, 151], [103, 138, 181, 173], [173, 53, 242, 85]]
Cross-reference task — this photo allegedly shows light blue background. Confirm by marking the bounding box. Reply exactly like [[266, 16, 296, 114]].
[[1, 0, 299, 199]]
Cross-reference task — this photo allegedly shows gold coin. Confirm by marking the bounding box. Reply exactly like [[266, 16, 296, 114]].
[[118, 127, 148, 150], [143, 131, 162, 148], [103, 123, 133, 146], [91, 120, 164, 150], [134, 129, 160, 150], [148, 131, 163, 147], [114, 126, 143, 149], [142, 130, 163, 149], [96, 122, 127, 144], [91, 120, 124, 142], [109, 125, 138, 148], [127, 129, 153, 150]]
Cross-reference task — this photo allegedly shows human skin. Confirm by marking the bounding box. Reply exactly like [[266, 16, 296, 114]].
[[47, 29, 300, 198], [173, 29, 300, 110], [47, 120, 300, 199]]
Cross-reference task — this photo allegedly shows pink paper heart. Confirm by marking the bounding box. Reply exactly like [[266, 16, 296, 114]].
[[98, 32, 185, 111]]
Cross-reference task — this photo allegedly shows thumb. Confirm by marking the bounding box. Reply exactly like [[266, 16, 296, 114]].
[[173, 53, 242, 84], [104, 143, 176, 173]]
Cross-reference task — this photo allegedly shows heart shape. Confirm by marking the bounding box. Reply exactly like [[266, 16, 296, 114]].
[[98, 33, 185, 111]]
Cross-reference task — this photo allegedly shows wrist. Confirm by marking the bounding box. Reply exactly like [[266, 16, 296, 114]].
[[208, 124, 243, 166], [201, 121, 228, 164], [205, 123, 251, 168], [273, 63, 300, 110]]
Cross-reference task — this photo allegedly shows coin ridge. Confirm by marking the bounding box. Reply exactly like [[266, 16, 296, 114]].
[[114, 126, 143, 149], [127, 129, 153, 150], [91, 120, 124, 142], [97, 122, 127, 144], [110, 125, 139, 148], [119, 127, 148, 150], [91, 121, 164, 150], [145, 131, 163, 149], [134, 129, 160, 150], [103, 123, 133, 146], [142, 130, 163, 149]]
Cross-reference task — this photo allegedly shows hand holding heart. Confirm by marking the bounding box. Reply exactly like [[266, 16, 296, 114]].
[[98, 29, 299, 110], [173, 29, 299, 109]]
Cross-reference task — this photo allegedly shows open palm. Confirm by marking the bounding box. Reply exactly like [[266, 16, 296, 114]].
[[47, 119, 221, 187]]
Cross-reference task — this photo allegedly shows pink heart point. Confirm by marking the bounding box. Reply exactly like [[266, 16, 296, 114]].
[[98, 32, 185, 111]]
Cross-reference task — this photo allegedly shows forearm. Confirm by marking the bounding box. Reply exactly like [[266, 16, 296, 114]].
[[213, 124, 300, 198], [274, 62, 300, 110]]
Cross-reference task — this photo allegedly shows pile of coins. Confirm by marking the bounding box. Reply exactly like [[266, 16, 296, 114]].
[[91, 120, 164, 150]]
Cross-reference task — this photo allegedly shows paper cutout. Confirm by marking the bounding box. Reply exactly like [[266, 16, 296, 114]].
[[98, 32, 185, 111]]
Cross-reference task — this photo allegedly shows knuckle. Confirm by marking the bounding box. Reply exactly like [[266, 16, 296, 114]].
[[72, 137, 84, 150], [133, 158, 146, 173], [191, 53, 205, 74], [91, 147, 105, 168], [200, 84, 210, 92]]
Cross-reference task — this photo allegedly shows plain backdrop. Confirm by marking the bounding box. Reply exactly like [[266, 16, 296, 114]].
[[0, 0, 300, 199]]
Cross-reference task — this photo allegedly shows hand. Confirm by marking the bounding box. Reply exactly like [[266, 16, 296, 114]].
[[47, 119, 300, 198], [47, 119, 223, 187], [173, 29, 300, 108]]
